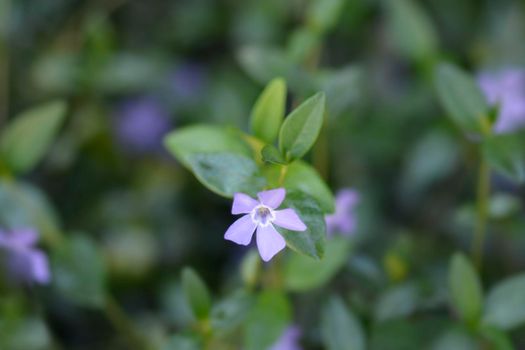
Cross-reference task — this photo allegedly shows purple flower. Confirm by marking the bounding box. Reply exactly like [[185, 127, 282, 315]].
[[269, 325, 302, 350], [224, 188, 306, 262], [114, 96, 172, 153], [477, 68, 525, 133], [325, 189, 359, 237], [0, 228, 50, 284]]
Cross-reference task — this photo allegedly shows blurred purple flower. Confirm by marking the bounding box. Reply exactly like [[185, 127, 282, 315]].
[[269, 325, 302, 350], [114, 97, 172, 153], [0, 228, 50, 284], [224, 188, 306, 262], [325, 189, 359, 237], [478, 69, 525, 133], [170, 63, 206, 101]]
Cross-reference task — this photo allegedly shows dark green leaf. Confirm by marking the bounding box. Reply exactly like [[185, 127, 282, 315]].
[[431, 328, 479, 350], [53, 235, 106, 308], [261, 144, 287, 165], [181, 267, 212, 320], [448, 253, 483, 325], [283, 160, 335, 213], [162, 334, 201, 350], [211, 290, 254, 335], [483, 273, 525, 330], [0, 180, 61, 245], [483, 133, 525, 183], [374, 283, 419, 322], [385, 0, 438, 60], [276, 191, 327, 260], [435, 63, 490, 134], [284, 237, 350, 291], [279, 92, 326, 160], [307, 0, 346, 34], [186, 153, 266, 197], [250, 78, 287, 144], [479, 326, 514, 350], [322, 296, 366, 350], [244, 290, 291, 350], [164, 125, 252, 167], [0, 101, 67, 174]]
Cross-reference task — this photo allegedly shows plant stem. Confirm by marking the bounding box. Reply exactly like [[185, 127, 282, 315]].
[[105, 296, 152, 350], [471, 157, 490, 269], [278, 164, 288, 186]]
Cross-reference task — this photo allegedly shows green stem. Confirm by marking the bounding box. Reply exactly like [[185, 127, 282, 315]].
[[278, 164, 288, 186], [105, 296, 152, 350], [471, 157, 490, 270]]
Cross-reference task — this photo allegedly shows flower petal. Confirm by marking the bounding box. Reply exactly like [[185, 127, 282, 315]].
[[274, 209, 307, 231], [256, 224, 286, 262], [232, 193, 259, 214], [257, 188, 286, 209], [30, 250, 51, 284], [224, 215, 257, 246]]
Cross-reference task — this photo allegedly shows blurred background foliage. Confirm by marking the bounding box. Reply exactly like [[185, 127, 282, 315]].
[[1, 0, 525, 349]]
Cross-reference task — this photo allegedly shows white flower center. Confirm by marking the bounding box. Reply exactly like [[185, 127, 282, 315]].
[[250, 204, 275, 227]]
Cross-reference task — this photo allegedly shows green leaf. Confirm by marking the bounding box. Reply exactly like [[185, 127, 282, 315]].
[[318, 66, 362, 118], [53, 235, 106, 308], [0, 180, 61, 245], [162, 334, 201, 350], [307, 0, 346, 34], [279, 92, 326, 160], [276, 191, 327, 260], [434, 63, 490, 134], [186, 153, 266, 197], [431, 328, 479, 350], [237, 47, 292, 86], [261, 144, 287, 165], [164, 125, 252, 166], [0, 100, 67, 174], [385, 0, 438, 60], [244, 290, 291, 350], [284, 237, 350, 291], [483, 133, 525, 183], [250, 78, 287, 144], [211, 290, 254, 335], [374, 283, 419, 322], [181, 267, 212, 320], [479, 326, 514, 350], [283, 160, 335, 213], [448, 253, 483, 325], [483, 272, 525, 330], [322, 296, 366, 350]]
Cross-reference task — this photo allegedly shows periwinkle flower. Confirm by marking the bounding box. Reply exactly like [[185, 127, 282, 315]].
[[0, 228, 50, 284], [269, 325, 302, 350], [325, 189, 359, 237], [477, 69, 525, 133], [114, 96, 171, 153], [224, 188, 306, 262]]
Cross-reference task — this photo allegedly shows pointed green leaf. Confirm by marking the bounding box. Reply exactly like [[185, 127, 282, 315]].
[[483, 132, 525, 183], [0, 100, 67, 174], [284, 237, 350, 291], [483, 273, 525, 330], [283, 160, 335, 213], [250, 78, 286, 144], [276, 191, 327, 260], [448, 253, 483, 325], [186, 153, 266, 197], [322, 296, 366, 350], [181, 267, 212, 320], [435, 63, 490, 134], [244, 290, 291, 350], [261, 144, 287, 165], [279, 92, 325, 160], [53, 235, 106, 308]]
